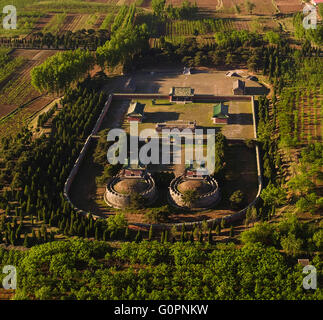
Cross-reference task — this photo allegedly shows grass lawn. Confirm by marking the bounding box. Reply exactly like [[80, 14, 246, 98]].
[[123, 99, 224, 132], [121, 99, 254, 140]]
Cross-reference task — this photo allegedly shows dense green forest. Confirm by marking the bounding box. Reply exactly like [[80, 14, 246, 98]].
[[0, 239, 321, 300]]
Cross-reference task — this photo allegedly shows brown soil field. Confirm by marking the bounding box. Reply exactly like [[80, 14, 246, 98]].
[[31, 14, 54, 33], [93, 14, 106, 29], [0, 104, 16, 118], [275, 0, 303, 14], [222, 0, 278, 15], [59, 14, 84, 34]]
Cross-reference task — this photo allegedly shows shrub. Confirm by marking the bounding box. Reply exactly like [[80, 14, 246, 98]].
[[280, 233, 303, 257], [240, 222, 278, 246], [229, 190, 244, 209], [144, 205, 170, 223]]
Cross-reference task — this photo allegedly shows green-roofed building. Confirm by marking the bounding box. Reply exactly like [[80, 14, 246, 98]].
[[212, 103, 229, 124], [127, 101, 145, 122]]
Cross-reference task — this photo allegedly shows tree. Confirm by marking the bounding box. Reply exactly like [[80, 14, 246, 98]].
[[264, 31, 281, 45], [313, 229, 323, 251], [215, 224, 220, 236], [182, 190, 199, 207], [23, 233, 29, 247], [245, 0, 255, 14], [31, 49, 95, 94], [281, 233, 303, 257], [221, 218, 225, 229], [229, 190, 244, 209], [96, 24, 149, 70], [225, 53, 233, 65], [241, 222, 277, 246], [152, 0, 166, 17], [208, 229, 213, 244], [124, 227, 130, 241], [130, 193, 145, 209], [148, 225, 153, 241], [107, 213, 128, 233], [160, 230, 164, 243], [135, 230, 142, 243], [164, 230, 168, 243], [296, 193, 319, 214], [261, 183, 286, 207], [229, 225, 234, 238]]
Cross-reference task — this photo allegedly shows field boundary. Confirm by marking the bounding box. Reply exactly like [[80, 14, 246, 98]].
[[63, 94, 263, 229], [0, 95, 43, 124]]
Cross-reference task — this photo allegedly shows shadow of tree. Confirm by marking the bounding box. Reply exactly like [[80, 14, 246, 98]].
[[228, 113, 253, 125], [144, 112, 180, 123]]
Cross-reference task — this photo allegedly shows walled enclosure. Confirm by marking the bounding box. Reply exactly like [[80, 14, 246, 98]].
[[64, 94, 262, 229]]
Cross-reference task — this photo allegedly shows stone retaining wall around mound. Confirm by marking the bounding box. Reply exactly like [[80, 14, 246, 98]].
[[169, 175, 220, 208], [105, 173, 157, 209]]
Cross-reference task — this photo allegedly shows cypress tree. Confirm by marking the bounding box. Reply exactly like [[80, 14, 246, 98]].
[[180, 230, 184, 242], [5, 231, 9, 245], [148, 225, 153, 241], [221, 218, 225, 229], [124, 227, 129, 241], [199, 231, 203, 243], [10, 231, 15, 246], [31, 229, 36, 243], [135, 230, 141, 243], [23, 233, 29, 247], [215, 224, 220, 236], [229, 225, 234, 238], [50, 231, 55, 242], [64, 221, 69, 235], [208, 229, 212, 244], [164, 230, 168, 243], [36, 230, 41, 241], [103, 229, 108, 241], [43, 230, 47, 242], [95, 226, 99, 240], [160, 231, 164, 243]]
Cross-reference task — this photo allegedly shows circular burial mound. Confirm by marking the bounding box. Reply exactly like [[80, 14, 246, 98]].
[[177, 179, 212, 195], [113, 179, 149, 195]]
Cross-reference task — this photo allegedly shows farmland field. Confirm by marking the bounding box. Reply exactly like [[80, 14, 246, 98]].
[[278, 87, 323, 146], [275, 0, 303, 14], [0, 49, 58, 124]]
